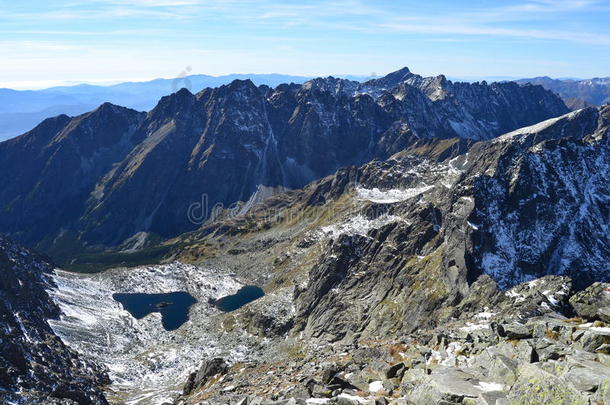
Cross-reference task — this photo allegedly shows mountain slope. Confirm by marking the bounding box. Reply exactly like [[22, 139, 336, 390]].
[[0, 67, 569, 261], [0, 104, 145, 250], [0, 236, 109, 404], [134, 105, 610, 404]]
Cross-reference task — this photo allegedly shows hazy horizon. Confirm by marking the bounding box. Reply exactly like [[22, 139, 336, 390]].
[[0, 69, 599, 92]]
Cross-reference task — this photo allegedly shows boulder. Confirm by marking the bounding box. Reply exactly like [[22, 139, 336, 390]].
[[578, 329, 610, 353], [564, 355, 610, 392], [469, 350, 518, 386], [569, 282, 610, 321], [182, 357, 228, 395], [600, 307, 610, 323], [596, 379, 610, 405], [505, 363, 589, 405], [497, 323, 531, 340], [403, 367, 486, 404], [385, 363, 406, 379]]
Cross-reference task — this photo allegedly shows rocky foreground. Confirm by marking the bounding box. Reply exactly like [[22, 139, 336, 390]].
[[175, 276, 610, 405]]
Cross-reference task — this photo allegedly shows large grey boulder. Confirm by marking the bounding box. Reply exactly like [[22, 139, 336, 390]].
[[569, 282, 610, 321], [403, 367, 500, 404], [564, 354, 610, 392], [182, 358, 228, 395], [496, 323, 532, 340], [505, 363, 589, 405]]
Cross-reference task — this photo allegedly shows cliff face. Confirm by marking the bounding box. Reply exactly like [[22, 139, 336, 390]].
[[0, 68, 568, 256], [0, 236, 109, 404]]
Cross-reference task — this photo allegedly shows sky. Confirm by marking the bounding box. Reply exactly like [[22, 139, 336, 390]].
[[1, 0, 609, 89]]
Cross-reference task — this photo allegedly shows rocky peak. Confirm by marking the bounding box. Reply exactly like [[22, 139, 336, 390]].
[[598, 103, 610, 130], [219, 78, 261, 99], [494, 106, 599, 144], [52, 102, 144, 149], [301, 76, 360, 97], [148, 87, 199, 124], [362, 66, 414, 90]]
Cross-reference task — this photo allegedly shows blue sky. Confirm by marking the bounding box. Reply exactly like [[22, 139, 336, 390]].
[[1, 0, 609, 89]]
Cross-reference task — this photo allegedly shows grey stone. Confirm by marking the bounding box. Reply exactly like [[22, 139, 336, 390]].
[[580, 330, 610, 353], [569, 282, 610, 321], [405, 367, 485, 404], [183, 357, 228, 395], [385, 363, 406, 379], [565, 355, 610, 392], [596, 379, 610, 405], [599, 307, 610, 323], [479, 391, 508, 405], [497, 323, 531, 340], [505, 363, 589, 405]]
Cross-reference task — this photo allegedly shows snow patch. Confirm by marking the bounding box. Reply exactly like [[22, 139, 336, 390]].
[[476, 382, 505, 392], [368, 380, 384, 393], [356, 185, 433, 203], [320, 214, 405, 239]]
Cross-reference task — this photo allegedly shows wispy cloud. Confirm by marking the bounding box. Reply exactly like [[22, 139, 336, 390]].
[[251, 0, 609, 46], [379, 20, 610, 45]]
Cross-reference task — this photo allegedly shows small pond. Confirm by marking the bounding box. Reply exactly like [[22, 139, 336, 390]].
[[214, 285, 265, 312], [113, 292, 197, 331]]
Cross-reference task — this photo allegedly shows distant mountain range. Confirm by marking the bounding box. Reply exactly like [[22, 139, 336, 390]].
[[2, 72, 609, 142], [516, 76, 610, 109], [0, 74, 313, 141]]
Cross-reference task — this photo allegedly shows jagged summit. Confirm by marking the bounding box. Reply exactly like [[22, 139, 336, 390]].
[[362, 66, 414, 88]]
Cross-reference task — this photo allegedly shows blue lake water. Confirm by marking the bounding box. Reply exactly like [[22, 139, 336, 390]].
[[113, 292, 197, 331], [214, 286, 265, 312]]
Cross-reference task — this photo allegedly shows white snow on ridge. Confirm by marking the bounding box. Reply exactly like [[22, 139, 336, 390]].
[[356, 185, 434, 203], [496, 109, 587, 143]]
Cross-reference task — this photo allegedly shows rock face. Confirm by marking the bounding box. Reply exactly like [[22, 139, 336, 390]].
[[465, 107, 610, 289], [0, 67, 568, 259], [0, 236, 109, 404], [182, 358, 228, 396]]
